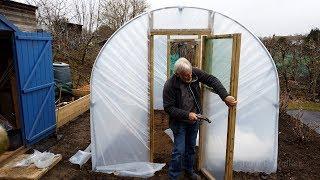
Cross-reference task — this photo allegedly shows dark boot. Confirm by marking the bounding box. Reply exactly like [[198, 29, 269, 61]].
[[185, 171, 201, 180]]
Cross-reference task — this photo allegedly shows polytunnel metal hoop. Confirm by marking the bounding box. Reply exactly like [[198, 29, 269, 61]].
[[90, 6, 279, 179]]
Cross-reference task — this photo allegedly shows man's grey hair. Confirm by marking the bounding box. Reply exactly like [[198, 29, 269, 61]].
[[174, 57, 192, 75]]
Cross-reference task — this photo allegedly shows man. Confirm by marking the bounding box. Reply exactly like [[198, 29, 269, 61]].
[[163, 58, 237, 180]]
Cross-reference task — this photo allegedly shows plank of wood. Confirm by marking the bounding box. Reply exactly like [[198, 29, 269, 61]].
[[56, 94, 90, 128], [0, 153, 62, 179], [0, 147, 28, 167], [224, 34, 241, 180], [148, 35, 155, 162], [197, 35, 207, 170], [201, 168, 216, 180], [206, 34, 234, 39], [150, 29, 211, 35]]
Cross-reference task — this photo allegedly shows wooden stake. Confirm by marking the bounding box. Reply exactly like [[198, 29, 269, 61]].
[[148, 35, 155, 162]]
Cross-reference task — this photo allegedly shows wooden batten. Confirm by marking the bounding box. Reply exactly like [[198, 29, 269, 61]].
[[55, 94, 90, 128], [198, 35, 207, 170], [168, 38, 197, 42], [201, 168, 216, 180], [206, 34, 234, 39], [151, 29, 211, 35], [224, 33, 241, 180], [148, 35, 155, 162]]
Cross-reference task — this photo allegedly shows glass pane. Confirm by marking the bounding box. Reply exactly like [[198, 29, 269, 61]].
[[202, 37, 233, 179]]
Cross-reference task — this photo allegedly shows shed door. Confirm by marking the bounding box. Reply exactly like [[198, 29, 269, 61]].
[[199, 34, 241, 179], [14, 32, 56, 145]]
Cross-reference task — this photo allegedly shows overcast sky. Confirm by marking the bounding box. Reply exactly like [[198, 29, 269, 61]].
[[14, 0, 320, 37], [148, 0, 320, 37]]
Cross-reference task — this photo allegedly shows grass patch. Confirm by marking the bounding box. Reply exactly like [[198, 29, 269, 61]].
[[287, 101, 320, 111]]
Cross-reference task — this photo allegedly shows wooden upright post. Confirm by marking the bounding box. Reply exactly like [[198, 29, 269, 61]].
[[148, 34, 155, 162], [224, 34, 241, 180], [198, 35, 207, 171]]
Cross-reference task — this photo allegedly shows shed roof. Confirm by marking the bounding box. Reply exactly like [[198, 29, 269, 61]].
[[0, 14, 19, 32], [0, 0, 37, 11]]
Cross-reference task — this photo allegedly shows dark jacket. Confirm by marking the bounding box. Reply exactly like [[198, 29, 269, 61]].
[[162, 67, 229, 123]]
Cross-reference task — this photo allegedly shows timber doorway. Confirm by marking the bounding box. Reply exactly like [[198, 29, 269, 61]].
[[149, 30, 241, 180]]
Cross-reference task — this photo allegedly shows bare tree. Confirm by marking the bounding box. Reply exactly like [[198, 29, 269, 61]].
[[27, 0, 102, 88], [99, 0, 148, 32]]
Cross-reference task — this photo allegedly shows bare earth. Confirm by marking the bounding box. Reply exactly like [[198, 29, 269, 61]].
[[30, 111, 320, 179]]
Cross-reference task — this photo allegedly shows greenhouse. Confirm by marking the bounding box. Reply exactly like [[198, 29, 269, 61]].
[[90, 6, 279, 179]]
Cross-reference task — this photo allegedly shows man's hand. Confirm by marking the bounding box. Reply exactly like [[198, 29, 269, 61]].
[[224, 96, 237, 107], [189, 112, 198, 121]]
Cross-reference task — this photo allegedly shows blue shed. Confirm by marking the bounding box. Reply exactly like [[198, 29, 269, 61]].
[[0, 14, 56, 146]]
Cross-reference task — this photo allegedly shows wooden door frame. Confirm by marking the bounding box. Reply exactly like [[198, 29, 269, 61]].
[[148, 29, 211, 163], [198, 33, 241, 180], [148, 29, 241, 180]]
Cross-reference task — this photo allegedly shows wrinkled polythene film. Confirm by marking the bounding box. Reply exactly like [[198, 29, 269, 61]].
[[204, 12, 279, 178], [153, 7, 210, 29], [14, 149, 60, 169], [90, 14, 163, 177], [69, 144, 91, 167], [202, 38, 233, 179], [153, 35, 167, 110], [90, 7, 279, 178]]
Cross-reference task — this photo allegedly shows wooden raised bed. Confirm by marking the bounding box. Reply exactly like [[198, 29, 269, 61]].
[[55, 94, 90, 128]]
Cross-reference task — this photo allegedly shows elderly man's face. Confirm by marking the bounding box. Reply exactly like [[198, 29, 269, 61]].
[[179, 70, 192, 83]]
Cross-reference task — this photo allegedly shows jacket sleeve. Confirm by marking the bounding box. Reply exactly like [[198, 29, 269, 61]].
[[163, 81, 189, 120], [193, 67, 229, 101]]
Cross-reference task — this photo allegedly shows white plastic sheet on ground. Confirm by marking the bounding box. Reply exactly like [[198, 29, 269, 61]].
[[69, 144, 91, 167], [96, 162, 165, 178], [14, 149, 60, 169], [90, 7, 279, 179]]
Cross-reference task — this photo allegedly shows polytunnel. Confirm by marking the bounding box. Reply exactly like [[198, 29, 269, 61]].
[[90, 6, 279, 179]]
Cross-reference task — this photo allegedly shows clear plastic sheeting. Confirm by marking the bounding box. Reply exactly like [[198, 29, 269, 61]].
[[211, 12, 279, 175], [202, 37, 233, 179], [90, 14, 156, 176], [153, 35, 167, 110], [96, 162, 165, 178], [14, 150, 61, 169], [90, 6, 279, 178], [153, 7, 210, 29], [69, 145, 91, 167]]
